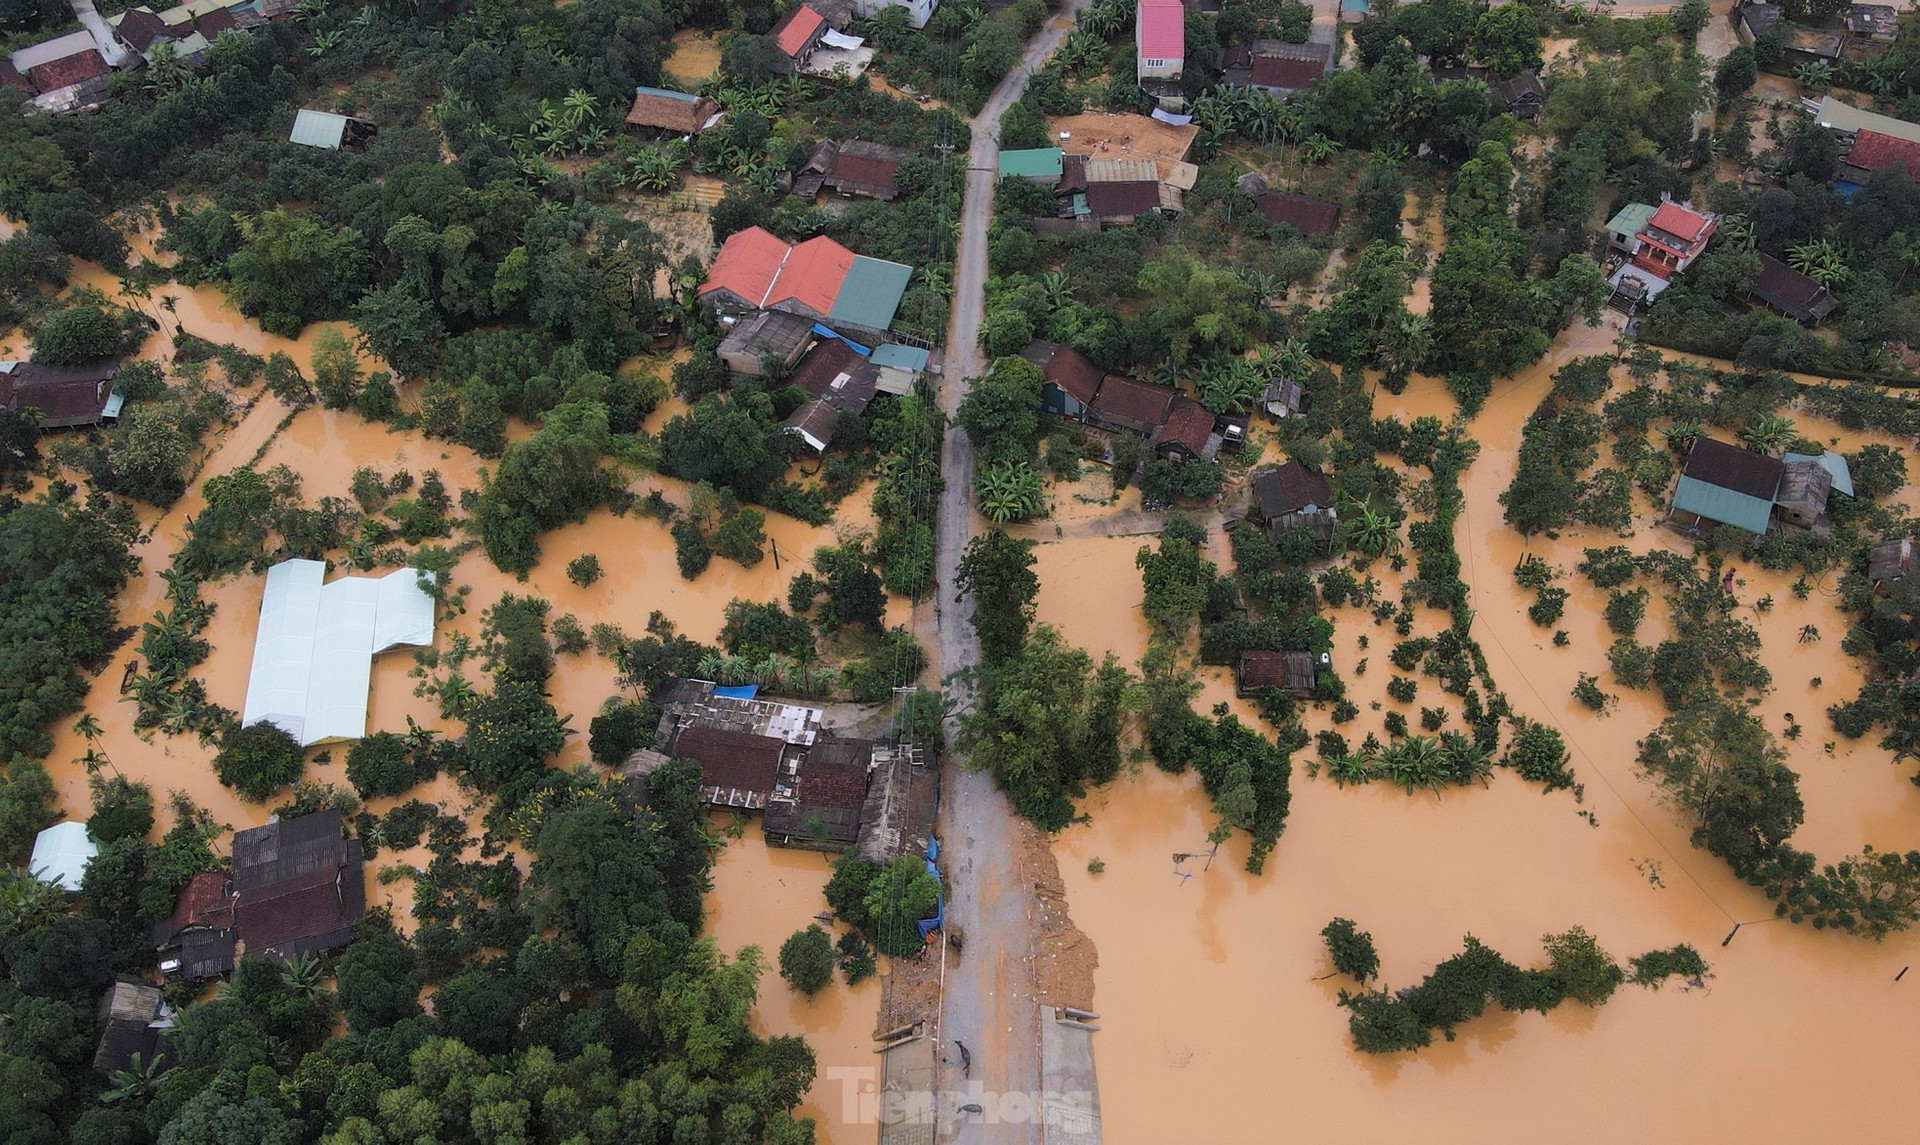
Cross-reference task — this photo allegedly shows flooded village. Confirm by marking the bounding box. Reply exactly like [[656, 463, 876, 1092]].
[[4, 0, 1920, 1142]]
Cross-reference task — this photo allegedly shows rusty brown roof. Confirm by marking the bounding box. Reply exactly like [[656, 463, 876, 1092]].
[[1021, 339, 1103, 405], [1085, 180, 1162, 219], [1157, 397, 1215, 455], [1252, 460, 1332, 518], [25, 49, 107, 93], [671, 724, 785, 795], [1255, 192, 1340, 235], [798, 738, 870, 809], [1238, 649, 1316, 691], [1683, 437, 1784, 500], [1090, 372, 1174, 428]]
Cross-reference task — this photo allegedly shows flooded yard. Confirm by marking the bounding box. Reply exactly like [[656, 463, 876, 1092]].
[[1037, 318, 1920, 1143]]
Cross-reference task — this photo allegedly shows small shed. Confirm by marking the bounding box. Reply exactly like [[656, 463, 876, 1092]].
[[869, 343, 930, 394], [1868, 537, 1917, 598], [28, 821, 97, 891], [784, 399, 840, 455], [718, 309, 816, 376], [1250, 460, 1336, 538], [1260, 376, 1306, 419], [1153, 396, 1219, 462], [1236, 649, 1319, 696], [93, 981, 168, 1076], [1749, 253, 1838, 324], [1773, 457, 1834, 530], [289, 109, 376, 151]]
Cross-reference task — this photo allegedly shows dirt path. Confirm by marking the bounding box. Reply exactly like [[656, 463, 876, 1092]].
[[929, 2, 1097, 1140]]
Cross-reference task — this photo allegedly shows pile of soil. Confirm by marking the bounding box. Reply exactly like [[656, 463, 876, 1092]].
[[876, 940, 949, 1033], [1020, 819, 1098, 1010]]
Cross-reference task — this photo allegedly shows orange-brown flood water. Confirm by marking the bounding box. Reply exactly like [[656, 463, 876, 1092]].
[[16, 246, 884, 1142], [1039, 318, 1920, 1143]]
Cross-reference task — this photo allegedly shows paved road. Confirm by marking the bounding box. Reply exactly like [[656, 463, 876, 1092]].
[[930, 3, 1092, 1141]]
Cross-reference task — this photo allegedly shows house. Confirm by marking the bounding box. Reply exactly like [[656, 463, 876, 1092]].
[[151, 870, 237, 983], [1776, 450, 1853, 531], [699, 226, 913, 339], [1136, 0, 1185, 108], [1734, 1, 1845, 60], [1603, 199, 1717, 303], [799, 25, 874, 79], [93, 981, 170, 1077], [1086, 372, 1174, 436], [1153, 396, 1219, 462], [1250, 460, 1336, 539], [1085, 179, 1165, 224], [850, 0, 938, 29], [0, 59, 30, 95], [763, 736, 872, 851], [869, 343, 930, 394], [784, 400, 841, 455], [771, 3, 828, 72], [289, 109, 377, 151], [1236, 649, 1320, 696], [27, 821, 97, 891], [1846, 4, 1900, 47], [999, 147, 1066, 184], [666, 724, 791, 809], [1868, 537, 1917, 599], [229, 809, 365, 962], [112, 7, 172, 56], [793, 139, 913, 200], [717, 309, 817, 376], [1668, 437, 1784, 536], [1431, 66, 1546, 119], [625, 86, 724, 135], [1837, 128, 1920, 191], [1260, 376, 1306, 419], [1748, 252, 1839, 324], [1254, 191, 1340, 235], [1815, 95, 1920, 144], [1225, 40, 1333, 97], [0, 360, 123, 429], [788, 338, 880, 412], [1732, 1, 1783, 42], [1023, 339, 1105, 419], [19, 40, 111, 112]]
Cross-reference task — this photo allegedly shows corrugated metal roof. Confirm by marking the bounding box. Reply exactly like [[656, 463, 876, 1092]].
[[1673, 474, 1774, 534], [1817, 96, 1920, 144], [998, 147, 1064, 179], [1782, 450, 1853, 496], [871, 343, 929, 370], [1604, 202, 1657, 237], [1137, 0, 1184, 57], [290, 109, 351, 149], [829, 256, 911, 330]]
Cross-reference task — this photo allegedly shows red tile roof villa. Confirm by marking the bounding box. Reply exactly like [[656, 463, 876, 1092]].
[[1137, 0, 1184, 57], [773, 4, 826, 56]]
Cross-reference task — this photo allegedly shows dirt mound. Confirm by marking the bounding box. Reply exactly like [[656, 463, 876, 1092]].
[[1022, 818, 1098, 1010]]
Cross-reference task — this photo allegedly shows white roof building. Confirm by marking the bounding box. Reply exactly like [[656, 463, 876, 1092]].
[[29, 822, 98, 891], [241, 559, 437, 746]]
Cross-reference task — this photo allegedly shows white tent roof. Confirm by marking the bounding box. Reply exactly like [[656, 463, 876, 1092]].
[[29, 821, 97, 891], [241, 559, 437, 746]]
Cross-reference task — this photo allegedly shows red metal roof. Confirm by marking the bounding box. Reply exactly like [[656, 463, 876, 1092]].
[[1022, 340, 1103, 405], [1847, 129, 1920, 180], [1252, 460, 1331, 518], [1158, 397, 1214, 455], [672, 725, 785, 795], [1250, 54, 1324, 90], [1646, 201, 1713, 243], [766, 235, 853, 314], [155, 871, 235, 943], [0, 362, 117, 424], [772, 4, 826, 56], [701, 226, 793, 306], [799, 753, 869, 809], [1238, 649, 1316, 691], [26, 49, 107, 93], [789, 338, 861, 397], [1255, 192, 1339, 235], [829, 150, 901, 194], [1137, 0, 1185, 58]]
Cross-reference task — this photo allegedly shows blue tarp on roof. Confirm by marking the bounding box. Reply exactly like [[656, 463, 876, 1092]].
[[713, 684, 759, 700], [916, 836, 944, 940], [811, 324, 872, 355]]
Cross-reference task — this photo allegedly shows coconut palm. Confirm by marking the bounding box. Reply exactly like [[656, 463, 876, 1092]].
[[975, 460, 1045, 523], [1741, 414, 1797, 455], [100, 1053, 167, 1104], [1340, 501, 1402, 556], [1793, 60, 1836, 92], [280, 952, 325, 997], [1380, 735, 1451, 797], [1377, 311, 1432, 378]]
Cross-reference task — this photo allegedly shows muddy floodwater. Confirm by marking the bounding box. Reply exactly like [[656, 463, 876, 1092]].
[[1040, 319, 1920, 1143], [15, 249, 883, 1143]]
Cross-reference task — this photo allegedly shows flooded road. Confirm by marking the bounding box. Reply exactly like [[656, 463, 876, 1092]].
[[1036, 318, 1920, 1143]]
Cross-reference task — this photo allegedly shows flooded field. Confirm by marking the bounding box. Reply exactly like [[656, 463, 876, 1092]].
[[12, 245, 886, 1142], [1038, 318, 1920, 1143]]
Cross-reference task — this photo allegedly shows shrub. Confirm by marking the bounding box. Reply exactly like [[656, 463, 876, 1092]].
[[345, 732, 419, 799], [1322, 918, 1380, 982], [1603, 587, 1648, 636], [1419, 706, 1448, 731], [778, 925, 836, 995], [214, 722, 305, 802], [86, 776, 154, 844], [1386, 676, 1418, 703], [1528, 587, 1568, 627], [837, 929, 877, 985], [566, 554, 603, 587], [1542, 926, 1624, 1006], [1572, 674, 1611, 713], [713, 507, 768, 567], [588, 700, 660, 765], [1628, 944, 1708, 987], [672, 519, 711, 579], [1502, 720, 1574, 792]]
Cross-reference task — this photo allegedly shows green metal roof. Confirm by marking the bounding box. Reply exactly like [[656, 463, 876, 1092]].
[[999, 147, 1064, 179], [290, 109, 350, 150], [1673, 474, 1774, 535], [1783, 451, 1854, 496], [828, 256, 912, 331], [871, 343, 929, 371], [1604, 202, 1656, 238]]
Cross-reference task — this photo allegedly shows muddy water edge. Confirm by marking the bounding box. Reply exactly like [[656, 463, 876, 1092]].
[[17, 250, 885, 1143], [1038, 319, 1920, 1144]]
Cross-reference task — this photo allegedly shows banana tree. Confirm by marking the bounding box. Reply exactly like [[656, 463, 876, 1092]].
[[1299, 133, 1340, 165], [1793, 60, 1836, 92], [1787, 238, 1851, 288], [1380, 735, 1451, 797], [975, 460, 1045, 523], [1339, 501, 1402, 556], [1741, 414, 1797, 455]]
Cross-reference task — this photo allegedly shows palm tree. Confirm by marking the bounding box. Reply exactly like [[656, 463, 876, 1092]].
[[306, 29, 342, 58], [562, 88, 600, 133], [1794, 60, 1836, 92], [975, 460, 1045, 523], [1340, 501, 1401, 556], [1742, 414, 1797, 455], [280, 952, 325, 997], [101, 1053, 167, 1104], [1377, 312, 1431, 378], [1039, 271, 1072, 313], [1324, 750, 1376, 788], [1195, 358, 1263, 414], [72, 713, 114, 776]]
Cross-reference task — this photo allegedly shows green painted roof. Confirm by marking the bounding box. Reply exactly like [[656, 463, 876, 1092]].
[[1604, 202, 1656, 238], [1783, 451, 1853, 496], [290, 109, 350, 149], [829, 256, 912, 331], [999, 147, 1064, 179], [871, 343, 929, 370], [1673, 474, 1774, 535]]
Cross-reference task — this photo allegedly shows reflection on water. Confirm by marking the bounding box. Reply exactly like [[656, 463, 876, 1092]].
[[1038, 319, 1920, 1143]]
